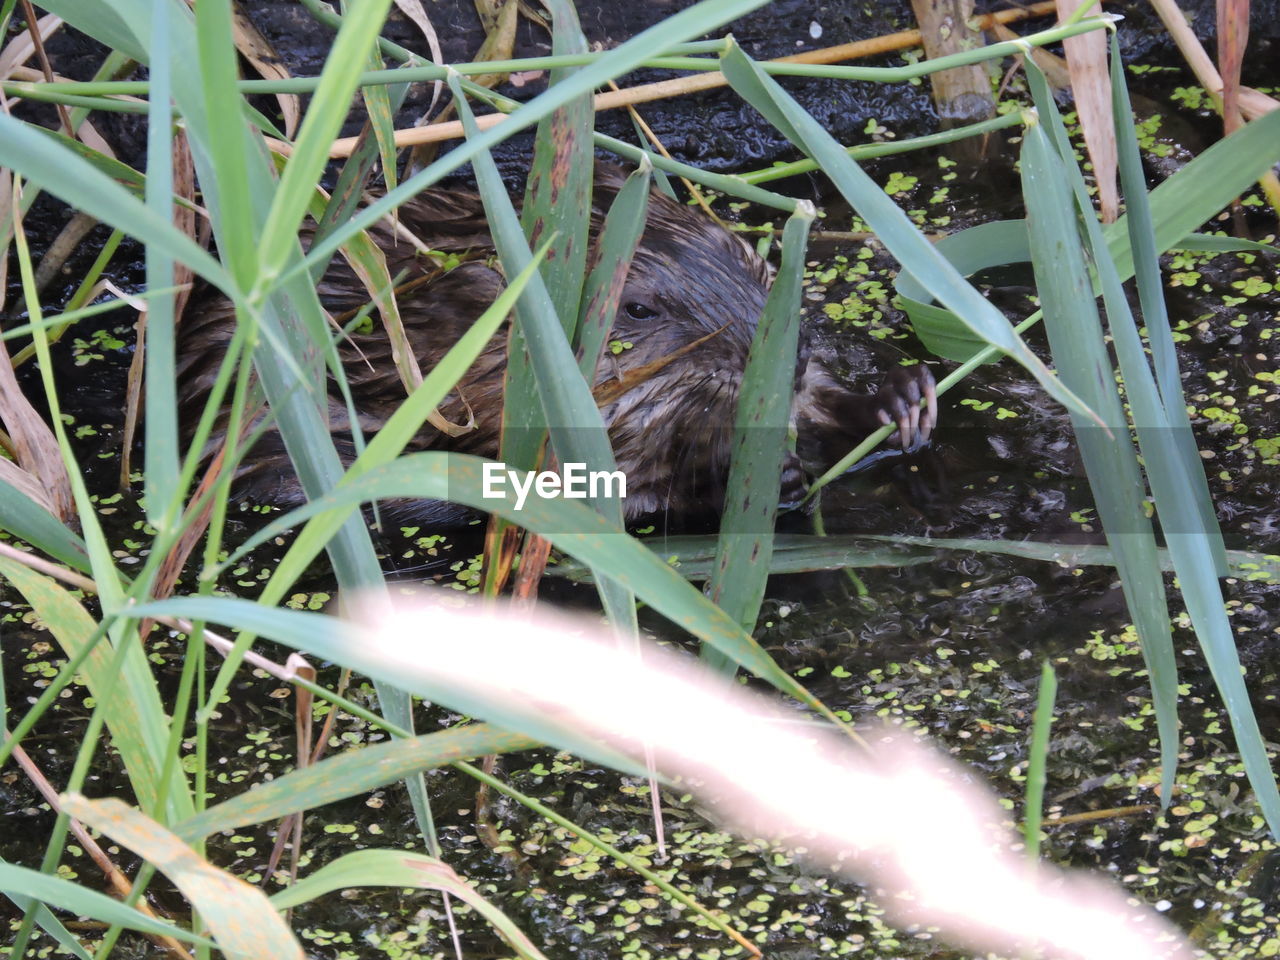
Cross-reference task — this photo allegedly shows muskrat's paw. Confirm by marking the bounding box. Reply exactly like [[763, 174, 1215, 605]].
[[872, 365, 938, 451]]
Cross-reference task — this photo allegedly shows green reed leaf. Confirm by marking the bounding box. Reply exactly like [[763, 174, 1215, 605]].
[[1020, 109, 1180, 807], [256, 0, 394, 288], [0, 556, 188, 819], [0, 862, 209, 946], [151, 452, 838, 723], [575, 162, 651, 382], [718, 41, 1100, 427], [268, 850, 548, 960], [704, 204, 813, 671], [0, 482, 90, 572], [0, 113, 229, 291], [143, 0, 179, 527], [62, 795, 304, 959], [224, 241, 552, 592], [1023, 662, 1057, 860], [177, 725, 537, 840], [299, 0, 774, 276]]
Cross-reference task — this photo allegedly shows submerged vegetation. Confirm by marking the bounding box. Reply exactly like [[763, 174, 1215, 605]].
[[0, 0, 1278, 956]]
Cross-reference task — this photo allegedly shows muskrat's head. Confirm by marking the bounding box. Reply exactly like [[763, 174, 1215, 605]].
[[595, 172, 772, 372], [589, 170, 774, 519]]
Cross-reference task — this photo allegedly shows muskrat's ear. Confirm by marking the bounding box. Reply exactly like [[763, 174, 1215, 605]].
[[591, 161, 630, 194], [588, 162, 648, 241], [589, 162, 634, 217]]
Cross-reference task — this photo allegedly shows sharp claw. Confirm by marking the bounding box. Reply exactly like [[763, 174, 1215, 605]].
[[867, 365, 939, 451], [921, 378, 938, 444]]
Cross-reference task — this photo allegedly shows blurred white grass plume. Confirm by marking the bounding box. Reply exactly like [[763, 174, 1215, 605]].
[[357, 595, 1191, 960]]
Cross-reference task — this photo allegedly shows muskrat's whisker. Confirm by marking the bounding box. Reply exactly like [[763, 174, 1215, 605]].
[[591, 320, 734, 406]]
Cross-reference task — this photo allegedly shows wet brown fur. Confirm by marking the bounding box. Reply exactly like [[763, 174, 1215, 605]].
[[177, 167, 921, 525]]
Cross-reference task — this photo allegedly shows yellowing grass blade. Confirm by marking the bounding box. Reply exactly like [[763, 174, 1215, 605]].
[[61, 795, 305, 960]]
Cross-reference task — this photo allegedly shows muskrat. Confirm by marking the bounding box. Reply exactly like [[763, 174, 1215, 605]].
[[176, 166, 937, 526]]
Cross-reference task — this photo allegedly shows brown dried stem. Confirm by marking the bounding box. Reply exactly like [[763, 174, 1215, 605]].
[[305, 1, 1060, 158]]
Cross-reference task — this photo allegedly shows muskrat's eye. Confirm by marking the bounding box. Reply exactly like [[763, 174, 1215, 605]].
[[624, 301, 658, 321]]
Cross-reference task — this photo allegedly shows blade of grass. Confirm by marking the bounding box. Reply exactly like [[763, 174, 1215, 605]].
[[0, 555, 189, 818], [1020, 111, 1181, 807], [453, 73, 618, 520], [488, 0, 597, 598], [295, 177, 464, 447], [1110, 106, 1280, 278], [62, 795, 305, 960], [254, 0, 394, 289], [12, 179, 139, 663], [0, 862, 212, 947], [897, 108, 1280, 362], [125, 594, 643, 776], [575, 162, 651, 381], [309, 129, 384, 273], [1109, 34, 1227, 576], [518, 0, 643, 659], [592, 132, 797, 211], [44, 0, 445, 876], [0, 112, 229, 291], [309, 60, 416, 269], [27, 127, 147, 189], [223, 290, 442, 860], [356, 26, 399, 196], [521, 0, 592, 337], [193, 0, 257, 290], [1027, 53, 1249, 810], [270, 849, 549, 960], [896, 219, 1030, 362], [6, 17, 1113, 101], [20, 0, 144, 61], [1023, 662, 1057, 861], [1070, 40, 1280, 835], [570, 533, 1280, 581], [553, 533, 936, 581], [1170, 234, 1279, 253], [494, 0, 594, 486], [0, 888, 92, 960], [175, 725, 536, 840], [717, 41, 1101, 427], [297, 0, 776, 279], [9, 187, 201, 951], [0, 483, 91, 571], [147, 453, 842, 724], [143, 0, 179, 529], [140, 0, 439, 856], [453, 74, 640, 639], [737, 112, 1023, 185], [703, 203, 814, 672], [222, 241, 550, 601]]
